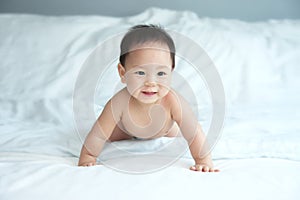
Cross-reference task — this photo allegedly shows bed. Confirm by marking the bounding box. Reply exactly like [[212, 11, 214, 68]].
[[0, 7, 299, 200]]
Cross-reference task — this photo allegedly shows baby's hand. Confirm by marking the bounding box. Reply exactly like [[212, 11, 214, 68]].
[[190, 163, 220, 172], [78, 161, 97, 167]]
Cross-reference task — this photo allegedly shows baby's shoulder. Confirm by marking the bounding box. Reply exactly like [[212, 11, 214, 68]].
[[111, 87, 130, 101], [109, 87, 130, 111], [164, 89, 191, 114], [164, 89, 181, 106]]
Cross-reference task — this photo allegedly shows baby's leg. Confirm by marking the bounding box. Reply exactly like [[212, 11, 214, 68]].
[[108, 125, 133, 142], [165, 123, 181, 137]]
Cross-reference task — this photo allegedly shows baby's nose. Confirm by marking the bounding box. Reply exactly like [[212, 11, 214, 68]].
[[144, 74, 157, 86], [144, 80, 157, 87]]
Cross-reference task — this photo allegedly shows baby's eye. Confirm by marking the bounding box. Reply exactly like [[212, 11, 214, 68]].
[[157, 71, 167, 76], [135, 71, 145, 75]]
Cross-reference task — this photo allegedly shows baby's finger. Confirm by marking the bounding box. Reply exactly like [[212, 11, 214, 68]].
[[190, 165, 202, 171], [195, 165, 203, 171], [190, 166, 196, 171], [202, 166, 209, 172], [208, 168, 220, 172]]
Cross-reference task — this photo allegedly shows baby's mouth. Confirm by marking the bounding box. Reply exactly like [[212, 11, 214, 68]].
[[142, 91, 157, 95]]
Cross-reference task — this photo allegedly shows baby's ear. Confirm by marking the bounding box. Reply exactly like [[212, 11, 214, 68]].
[[118, 63, 126, 83]]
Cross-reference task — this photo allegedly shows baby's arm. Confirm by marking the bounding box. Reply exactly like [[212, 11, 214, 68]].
[[78, 100, 117, 166], [187, 125, 219, 172], [170, 91, 219, 172]]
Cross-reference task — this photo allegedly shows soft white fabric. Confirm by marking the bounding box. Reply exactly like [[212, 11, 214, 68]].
[[1, 7, 299, 160], [0, 154, 299, 200], [0, 7, 300, 200]]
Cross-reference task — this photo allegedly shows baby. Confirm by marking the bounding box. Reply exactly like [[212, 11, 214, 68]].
[[78, 24, 219, 172]]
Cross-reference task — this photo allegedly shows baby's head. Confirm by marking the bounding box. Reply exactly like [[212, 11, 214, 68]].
[[118, 24, 176, 104], [119, 24, 175, 69]]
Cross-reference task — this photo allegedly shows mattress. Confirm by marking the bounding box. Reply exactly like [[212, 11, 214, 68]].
[[0, 7, 299, 200]]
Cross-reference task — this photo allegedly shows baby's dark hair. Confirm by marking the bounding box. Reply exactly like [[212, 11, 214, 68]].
[[119, 24, 175, 69]]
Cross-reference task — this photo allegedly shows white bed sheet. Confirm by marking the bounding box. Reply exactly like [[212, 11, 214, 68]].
[[1, 7, 300, 200], [0, 154, 299, 200], [0, 118, 299, 200]]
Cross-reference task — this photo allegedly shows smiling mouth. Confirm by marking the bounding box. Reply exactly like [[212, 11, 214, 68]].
[[142, 91, 157, 96]]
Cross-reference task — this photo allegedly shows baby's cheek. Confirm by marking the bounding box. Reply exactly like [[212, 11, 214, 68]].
[[158, 78, 171, 88], [126, 78, 144, 95], [158, 86, 170, 97], [157, 75, 172, 86]]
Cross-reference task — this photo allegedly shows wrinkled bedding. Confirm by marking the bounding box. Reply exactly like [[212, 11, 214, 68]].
[[0, 7, 300, 200]]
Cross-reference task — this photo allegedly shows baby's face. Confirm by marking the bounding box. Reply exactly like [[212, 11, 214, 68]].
[[120, 42, 173, 104]]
